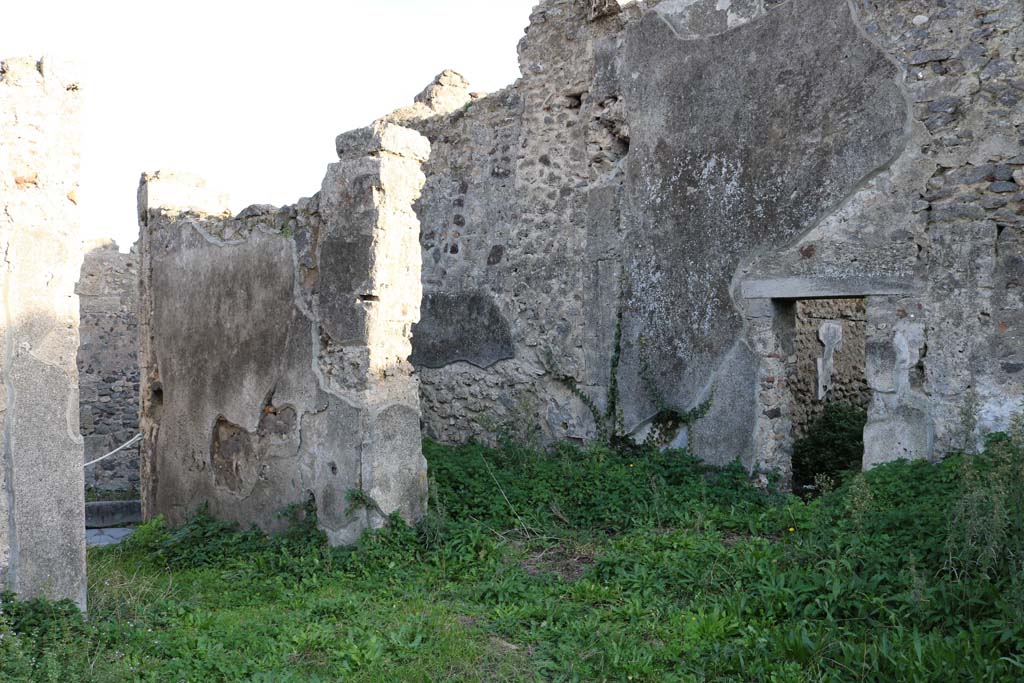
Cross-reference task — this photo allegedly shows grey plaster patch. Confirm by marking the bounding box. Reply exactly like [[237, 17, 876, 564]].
[[689, 340, 759, 467], [863, 401, 934, 469], [741, 276, 917, 300], [318, 230, 373, 346], [411, 291, 515, 369], [618, 0, 906, 429]]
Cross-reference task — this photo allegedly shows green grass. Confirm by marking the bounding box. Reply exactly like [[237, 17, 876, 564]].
[[4, 435, 1024, 682]]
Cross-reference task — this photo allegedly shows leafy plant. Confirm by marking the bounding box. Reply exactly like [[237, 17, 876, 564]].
[[791, 402, 867, 496], [542, 305, 625, 447], [944, 425, 1024, 583], [345, 488, 386, 519], [5, 434, 1024, 682], [544, 298, 710, 450], [636, 336, 712, 448]]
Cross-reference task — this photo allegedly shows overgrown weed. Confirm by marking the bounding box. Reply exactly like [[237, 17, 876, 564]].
[[3, 433, 1024, 681]]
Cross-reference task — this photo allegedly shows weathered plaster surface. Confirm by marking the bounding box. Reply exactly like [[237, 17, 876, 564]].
[[397, 0, 1021, 473], [138, 123, 429, 544], [620, 0, 906, 465], [0, 56, 87, 609]]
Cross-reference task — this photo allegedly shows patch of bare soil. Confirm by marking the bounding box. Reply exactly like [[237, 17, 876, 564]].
[[520, 542, 595, 581]]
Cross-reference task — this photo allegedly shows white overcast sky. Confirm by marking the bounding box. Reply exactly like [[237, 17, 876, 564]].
[[2, 0, 536, 251]]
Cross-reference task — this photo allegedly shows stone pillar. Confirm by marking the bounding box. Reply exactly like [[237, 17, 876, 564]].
[[0, 57, 86, 609], [324, 122, 430, 536], [137, 122, 428, 545], [745, 298, 796, 486], [863, 296, 934, 468]]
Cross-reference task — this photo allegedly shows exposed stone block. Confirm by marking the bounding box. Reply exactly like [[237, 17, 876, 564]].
[[137, 170, 230, 221], [335, 121, 431, 163]]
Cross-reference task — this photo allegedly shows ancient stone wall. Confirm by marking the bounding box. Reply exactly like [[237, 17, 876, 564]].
[[137, 122, 429, 544], [77, 240, 140, 492], [0, 57, 86, 608], [391, 0, 1020, 475], [136, 0, 1022, 507], [861, 0, 1024, 460], [401, 3, 633, 445], [743, 0, 1023, 473]]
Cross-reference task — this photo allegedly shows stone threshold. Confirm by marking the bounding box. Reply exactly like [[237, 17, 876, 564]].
[[85, 500, 142, 529]]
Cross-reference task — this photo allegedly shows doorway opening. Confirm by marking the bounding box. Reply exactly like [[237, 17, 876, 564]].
[[788, 297, 869, 495]]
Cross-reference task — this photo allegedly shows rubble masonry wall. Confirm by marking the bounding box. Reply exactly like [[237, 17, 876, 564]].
[[77, 240, 140, 492], [400, 0, 1022, 476]]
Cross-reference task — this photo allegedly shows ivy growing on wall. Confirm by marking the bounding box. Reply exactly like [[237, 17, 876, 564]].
[[544, 296, 711, 451]]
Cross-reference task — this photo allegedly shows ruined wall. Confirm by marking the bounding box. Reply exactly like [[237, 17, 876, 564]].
[[396, 0, 1020, 473], [743, 0, 1024, 473], [137, 0, 1022, 504], [862, 0, 1024, 458], [77, 239, 140, 491], [138, 123, 429, 544], [403, 2, 632, 445], [0, 57, 86, 608]]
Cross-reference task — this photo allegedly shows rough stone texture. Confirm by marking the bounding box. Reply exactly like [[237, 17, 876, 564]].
[[76, 239, 140, 491], [137, 122, 429, 544], [394, 0, 1021, 476], [133, 0, 1023, 495], [0, 57, 87, 609], [743, 0, 1024, 473], [791, 299, 869, 437], [402, 8, 627, 445]]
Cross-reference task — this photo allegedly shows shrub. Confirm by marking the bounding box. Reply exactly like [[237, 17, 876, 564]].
[[791, 402, 867, 495], [945, 427, 1024, 583], [7, 431, 1024, 681]]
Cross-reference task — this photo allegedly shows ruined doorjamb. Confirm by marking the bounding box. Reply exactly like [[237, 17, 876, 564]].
[[741, 278, 928, 487]]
